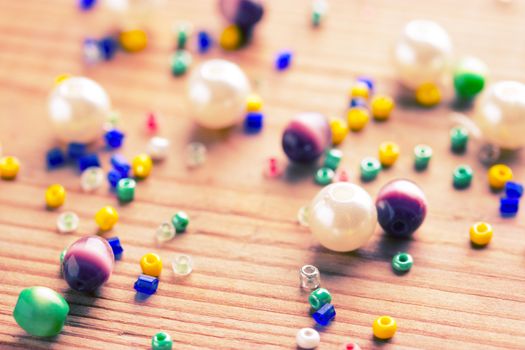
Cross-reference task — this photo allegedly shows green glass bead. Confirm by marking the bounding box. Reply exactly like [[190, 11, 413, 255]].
[[117, 178, 136, 202], [450, 126, 469, 153], [171, 50, 191, 77], [152, 331, 173, 350], [312, 11, 322, 26], [324, 149, 343, 170], [177, 30, 187, 50], [13, 286, 69, 337], [453, 57, 487, 99], [414, 144, 432, 170], [172, 211, 189, 233], [314, 167, 335, 185], [360, 157, 381, 181], [309, 288, 332, 310], [392, 252, 413, 272], [453, 165, 473, 189]]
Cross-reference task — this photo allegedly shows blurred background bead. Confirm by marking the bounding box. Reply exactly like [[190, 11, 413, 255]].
[[505, 181, 523, 199], [263, 157, 284, 178], [300, 264, 320, 290], [314, 167, 334, 185], [104, 128, 125, 149], [0, 156, 20, 180], [186, 142, 207, 168], [67, 142, 86, 160], [219, 0, 265, 28], [220, 24, 243, 50], [453, 165, 473, 189], [246, 93, 263, 112], [453, 56, 488, 100], [378, 141, 400, 167], [46, 148, 66, 169], [282, 112, 331, 163], [81, 166, 104, 192], [349, 82, 370, 100], [132, 153, 153, 179], [156, 222, 175, 243], [147, 137, 170, 161], [371, 95, 395, 121], [347, 107, 370, 132], [324, 149, 342, 170], [360, 157, 381, 182], [477, 143, 500, 166], [341, 342, 361, 350], [119, 28, 148, 52], [330, 118, 348, 145], [117, 178, 136, 202], [500, 197, 519, 217], [172, 254, 193, 276], [95, 205, 119, 231], [56, 212, 79, 233], [450, 126, 469, 153], [488, 164, 513, 190], [414, 144, 432, 170], [275, 50, 293, 71], [106, 236, 124, 259], [415, 82, 441, 107], [45, 184, 66, 209], [296, 328, 320, 349]]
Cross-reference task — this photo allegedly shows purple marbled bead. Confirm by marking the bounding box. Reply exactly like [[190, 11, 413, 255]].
[[282, 112, 331, 163], [63, 236, 114, 292], [376, 179, 427, 238]]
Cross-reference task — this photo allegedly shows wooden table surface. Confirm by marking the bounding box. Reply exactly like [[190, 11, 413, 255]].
[[1, 0, 524, 349]]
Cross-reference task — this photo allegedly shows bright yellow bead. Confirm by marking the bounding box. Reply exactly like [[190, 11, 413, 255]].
[[469, 222, 493, 246], [132, 154, 153, 179], [119, 29, 148, 53], [415, 83, 441, 107], [0, 156, 20, 180], [95, 206, 119, 231], [140, 253, 163, 277], [330, 118, 348, 145], [488, 164, 513, 190], [54, 74, 70, 85], [373, 316, 397, 340], [246, 94, 263, 112], [219, 25, 242, 51], [378, 141, 400, 167], [45, 184, 66, 208], [347, 107, 370, 132], [371, 95, 395, 121], [349, 82, 370, 99]]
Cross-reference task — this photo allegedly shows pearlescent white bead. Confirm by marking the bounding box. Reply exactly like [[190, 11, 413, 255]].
[[172, 255, 193, 276], [48, 77, 111, 143], [296, 328, 320, 349], [56, 212, 79, 234], [80, 166, 105, 192], [393, 20, 453, 90], [186, 59, 250, 129], [147, 136, 170, 161], [308, 182, 377, 252], [473, 81, 525, 150]]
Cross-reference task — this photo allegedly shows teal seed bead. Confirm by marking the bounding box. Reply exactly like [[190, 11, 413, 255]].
[[309, 288, 332, 310], [360, 157, 381, 181], [450, 127, 469, 153], [392, 252, 413, 272], [172, 211, 189, 233], [314, 167, 335, 185], [324, 149, 343, 170], [152, 331, 173, 350], [453, 165, 473, 189], [117, 178, 136, 202], [414, 144, 432, 170], [171, 51, 191, 76]]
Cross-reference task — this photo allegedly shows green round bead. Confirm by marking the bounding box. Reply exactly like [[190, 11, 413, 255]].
[[13, 286, 69, 337], [360, 157, 381, 181], [453, 165, 473, 189], [450, 127, 469, 153], [152, 331, 173, 350], [171, 51, 191, 77], [117, 178, 136, 202], [414, 144, 432, 170], [308, 288, 332, 310], [324, 149, 343, 170], [314, 167, 335, 185], [392, 252, 413, 272], [453, 57, 487, 100], [172, 211, 189, 233]]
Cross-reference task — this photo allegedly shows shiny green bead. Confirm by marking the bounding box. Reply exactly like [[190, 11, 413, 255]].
[[414, 144, 432, 170], [453, 165, 473, 189], [152, 331, 173, 350], [117, 178, 136, 202], [309, 288, 332, 310], [453, 57, 487, 100], [13, 286, 69, 337], [171, 51, 191, 77], [314, 167, 335, 185], [177, 30, 187, 50], [392, 252, 413, 272], [172, 211, 189, 233], [324, 149, 343, 170], [450, 127, 469, 153], [312, 11, 322, 26], [360, 157, 381, 181]]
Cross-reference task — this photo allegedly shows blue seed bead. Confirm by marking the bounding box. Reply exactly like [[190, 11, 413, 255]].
[[244, 112, 263, 133], [110, 154, 131, 178], [505, 181, 523, 199], [104, 129, 125, 149], [500, 197, 519, 217], [78, 154, 100, 172], [134, 274, 159, 295], [106, 236, 123, 259], [47, 148, 66, 169], [67, 142, 87, 160], [79, 0, 97, 10], [275, 50, 293, 71], [357, 77, 374, 93], [98, 36, 119, 60], [349, 98, 367, 109], [312, 303, 336, 326], [107, 169, 122, 189], [197, 31, 212, 54]]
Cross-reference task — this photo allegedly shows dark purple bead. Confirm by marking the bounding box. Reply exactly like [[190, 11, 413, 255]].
[[282, 112, 331, 163], [219, 0, 264, 28], [376, 179, 427, 238]]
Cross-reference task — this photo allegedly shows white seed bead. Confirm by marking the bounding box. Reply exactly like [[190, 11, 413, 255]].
[[172, 255, 193, 276], [81, 166, 105, 192], [156, 221, 175, 243], [147, 136, 171, 161], [296, 328, 320, 349], [56, 212, 79, 233], [186, 142, 207, 168]]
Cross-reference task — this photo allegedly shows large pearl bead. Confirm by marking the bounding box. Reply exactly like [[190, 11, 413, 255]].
[[393, 20, 453, 90], [48, 77, 110, 143], [473, 81, 525, 150], [308, 183, 377, 252], [186, 59, 250, 129], [282, 112, 331, 163]]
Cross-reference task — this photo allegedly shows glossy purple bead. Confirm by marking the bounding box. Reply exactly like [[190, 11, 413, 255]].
[[376, 179, 427, 238], [219, 0, 264, 28], [282, 112, 331, 163], [62, 236, 114, 292]]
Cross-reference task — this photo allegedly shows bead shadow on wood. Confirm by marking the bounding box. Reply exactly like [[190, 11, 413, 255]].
[[283, 162, 319, 184]]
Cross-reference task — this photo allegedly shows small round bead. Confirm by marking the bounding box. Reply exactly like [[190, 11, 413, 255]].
[[186, 142, 207, 168], [140, 253, 163, 277], [119, 29, 147, 52], [392, 252, 413, 272], [488, 164, 513, 190], [45, 184, 66, 209], [132, 153, 153, 179], [349, 82, 370, 99], [246, 93, 263, 112], [453, 56, 488, 100], [81, 166, 104, 192], [220, 24, 243, 51], [95, 205, 119, 231], [300, 264, 320, 290], [152, 331, 173, 350], [296, 328, 320, 349], [341, 342, 362, 350], [414, 144, 432, 170], [172, 254, 193, 276], [360, 157, 381, 181], [156, 222, 176, 244], [0, 156, 20, 180], [147, 137, 171, 161], [314, 167, 335, 185], [171, 211, 189, 233], [470, 221, 493, 246], [373, 316, 397, 340], [324, 149, 343, 170], [450, 126, 469, 153], [371, 95, 395, 121], [378, 141, 400, 167], [116, 178, 136, 203], [309, 288, 332, 310], [415, 82, 441, 107], [329, 118, 348, 145], [347, 107, 370, 132], [453, 165, 473, 189], [56, 212, 79, 234]]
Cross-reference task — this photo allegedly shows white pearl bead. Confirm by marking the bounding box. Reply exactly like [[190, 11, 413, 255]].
[[48, 77, 111, 143], [186, 59, 250, 129], [393, 20, 453, 90], [308, 183, 377, 252], [296, 328, 320, 349], [473, 81, 525, 150], [147, 136, 170, 161], [56, 212, 79, 234]]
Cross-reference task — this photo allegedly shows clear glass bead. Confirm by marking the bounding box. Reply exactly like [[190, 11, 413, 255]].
[[172, 255, 193, 276], [83, 39, 101, 64], [478, 143, 501, 166], [300, 264, 321, 291], [81, 166, 104, 192], [156, 221, 175, 244], [57, 212, 79, 233], [297, 205, 310, 227], [147, 136, 170, 161], [186, 142, 207, 168]]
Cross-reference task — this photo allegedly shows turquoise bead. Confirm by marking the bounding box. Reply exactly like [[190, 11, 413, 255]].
[[450, 127, 469, 153], [360, 157, 381, 181], [152, 331, 173, 350], [308, 288, 332, 310], [314, 167, 335, 185], [453, 165, 473, 189], [414, 144, 432, 170], [392, 252, 413, 272], [172, 211, 189, 233], [323, 149, 343, 170], [117, 178, 136, 202]]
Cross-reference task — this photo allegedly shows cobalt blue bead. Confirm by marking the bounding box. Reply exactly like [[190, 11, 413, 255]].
[[134, 275, 159, 295], [244, 112, 263, 133], [357, 77, 374, 93], [197, 31, 212, 54], [110, 154, 130, 178], [78, 154, 100, 172], [67, 142, 87, 160], [349, 98, 367, 109], [104, 129, 125, 149], [275, 50, 292, 71], [47, 148, 66, 169], [98, 36, 119, 60], [500, 197, 519, 217], [106, 237, 123, 259], [505, 182, 523, 199], [107, 169, 123, 189], [79, 0, 97, 10], [312, 303, 336, 326]]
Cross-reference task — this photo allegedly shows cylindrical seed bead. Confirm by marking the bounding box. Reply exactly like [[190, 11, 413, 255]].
[[300, 265, 321, 291]]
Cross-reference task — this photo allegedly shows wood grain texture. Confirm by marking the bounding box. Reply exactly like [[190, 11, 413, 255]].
[[0, 0, 524, 349]]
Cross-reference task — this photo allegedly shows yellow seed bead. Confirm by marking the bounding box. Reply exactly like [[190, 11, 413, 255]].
[[378, 141, 400, 167], [219, 25, 242, 51], [119, 29, 148, 53], [415, 83, 441, 107], [373, 316, 397, 340], [246, 94, 263, 112], [371, 95, 395, 121], [54, 74, 70, 85], [0, 156, 20, 180], [132, 154, 153, 179], [488, 164, 513, 190], [140, 253, 163, 277], [349, 82, 370, 99], [45, 184, 66, 209], [347, 108, 370, 132], [95, 206, 119, 231], [469, 222, 493, 246], [330, 118, 348, 145]]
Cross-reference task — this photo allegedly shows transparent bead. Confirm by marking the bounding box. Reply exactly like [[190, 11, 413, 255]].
[[83, 38, 101, 64], [478, 143, 501, 166], [147, 136, 170, 161], [186, 142, 207, 168], [56, 212, 79, 233], [297, 205, 310, 227], [156, 221, 175, 244], [300, 264, 321, 290], [81, 166, 104, 192], [172, 255, 193, 276]]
